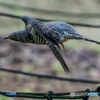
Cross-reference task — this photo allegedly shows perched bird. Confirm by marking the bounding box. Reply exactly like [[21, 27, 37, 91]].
[[4, 16, 100, 72]]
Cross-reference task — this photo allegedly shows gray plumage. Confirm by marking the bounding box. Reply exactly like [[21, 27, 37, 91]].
[[4, 16, 100, 72]]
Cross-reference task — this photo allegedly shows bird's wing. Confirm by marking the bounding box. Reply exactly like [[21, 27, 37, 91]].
[[47, 41, 69, 72], [34, 22, 62, 49], [31, 23, 69, 72], [20, 16, 69, 72]]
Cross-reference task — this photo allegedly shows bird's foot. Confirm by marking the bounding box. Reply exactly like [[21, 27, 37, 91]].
[[60, 39, 68, 50]]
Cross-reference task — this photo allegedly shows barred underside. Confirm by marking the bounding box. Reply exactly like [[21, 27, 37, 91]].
[[30, 27, 46, 44], [33, 35, 46, 44]]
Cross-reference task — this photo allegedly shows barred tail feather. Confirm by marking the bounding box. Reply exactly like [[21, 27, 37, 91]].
[[73, 34, 100, 44], [82, 37, 100, 44]]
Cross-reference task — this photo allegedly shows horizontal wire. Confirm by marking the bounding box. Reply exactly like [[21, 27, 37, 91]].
[[0, 12, 100, 28], [0, 67, 100, 84], [0, 2, 100, 18]]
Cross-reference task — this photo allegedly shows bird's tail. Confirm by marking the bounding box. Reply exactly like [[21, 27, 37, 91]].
[[71, 34, 100, 44], [81, 36, 100, 44]]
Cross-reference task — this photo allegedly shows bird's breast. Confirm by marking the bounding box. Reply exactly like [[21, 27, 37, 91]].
[[30, 27, 46, 44]]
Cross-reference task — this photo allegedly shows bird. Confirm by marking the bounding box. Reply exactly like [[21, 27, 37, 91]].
[[4, 16, 100, 72]]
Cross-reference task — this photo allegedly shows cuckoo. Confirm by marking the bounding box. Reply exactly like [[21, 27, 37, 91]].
[[4, 16, 100, 72]]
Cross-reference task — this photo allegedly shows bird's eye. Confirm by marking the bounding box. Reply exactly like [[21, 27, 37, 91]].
[[14, 34, 18, 38]]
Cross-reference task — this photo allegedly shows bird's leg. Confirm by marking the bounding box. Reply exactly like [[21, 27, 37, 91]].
[[60, 39, 68, 50]]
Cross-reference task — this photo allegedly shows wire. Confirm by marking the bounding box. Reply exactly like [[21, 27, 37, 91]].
[[0, 12, 100, 28], [0, 12, 20, 18], [0, 86, 100, 99], [0, 2, 100, 18], [0, 67, 100, 84]]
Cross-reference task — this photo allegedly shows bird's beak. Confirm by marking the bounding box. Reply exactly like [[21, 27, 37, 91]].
[[4, 36, 13, 39]]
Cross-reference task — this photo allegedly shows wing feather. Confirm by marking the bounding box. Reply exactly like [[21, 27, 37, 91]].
[[31, 23, 69, 72], [47, 41, 69, 72]]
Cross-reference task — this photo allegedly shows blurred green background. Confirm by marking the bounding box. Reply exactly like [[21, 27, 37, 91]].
[[0, 0, 100, 100]]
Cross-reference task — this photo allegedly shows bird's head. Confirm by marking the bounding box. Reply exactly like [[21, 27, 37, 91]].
[[4, 16, 36, 43], [4, 29, 30, 43]]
